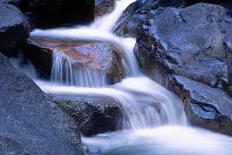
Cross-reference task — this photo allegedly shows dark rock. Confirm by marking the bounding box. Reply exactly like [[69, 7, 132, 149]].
[[22, 38, 125, 84], [0, 53, 85, 154], [116, 2, 232, 135], [0, 4, 30, 56], [226, 40, 232, 94], [53, 95, 123, 136], [95, 0, 115, 17], [19, 0, 95, 28], [172, 75, 232, 135], [22, 39, 53, 78]]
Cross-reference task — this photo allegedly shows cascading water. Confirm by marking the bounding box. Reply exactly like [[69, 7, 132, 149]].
[[28, 0, 232, 154], [51, 49, 106, 87]]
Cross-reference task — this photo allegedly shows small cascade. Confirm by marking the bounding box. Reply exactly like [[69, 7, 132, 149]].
[[26, 0, 232, 154], [37, 77, 187, 129], [91, 0, 136, 31], [51, 49, 106, 87]]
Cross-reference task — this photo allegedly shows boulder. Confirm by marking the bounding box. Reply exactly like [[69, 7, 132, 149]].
[[19, 0, 95, 27], [22, 38, 125, 84], [0, 53, 85, 154], [0, 4, 29, 56], [53, 95, 123, 136], [116, 2, 232, 135]]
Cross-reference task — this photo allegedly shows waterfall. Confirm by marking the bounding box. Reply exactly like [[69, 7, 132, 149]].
[[51, 49, 107, 87], [27, 0, 232, 154], [30, 0, 139, 87], [32, 0, 187, 128]]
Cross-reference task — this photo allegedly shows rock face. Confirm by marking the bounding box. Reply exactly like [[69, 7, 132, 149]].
[[22, 39, 53, 78], [116, 2, 232, 135], [53, 95, 123, 136], [19, 0, 95, 27], [0, 53, 85, 154], [22, 38, 125, 84], [0, 4, 29, 56]]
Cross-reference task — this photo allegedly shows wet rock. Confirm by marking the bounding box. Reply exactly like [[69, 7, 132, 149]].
[[95, 0, 115, 17], [172, 75, 232, 135], [116, 2, 232, 135], [18, 0, 95, 28], [23, 38, 125, 84], [53, 95, 123, 136], [0, 4, 30, 56], [22, 39, 53, 78], [0, 53, 85, 154]]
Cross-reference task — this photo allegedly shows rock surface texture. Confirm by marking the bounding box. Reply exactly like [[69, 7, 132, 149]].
[[0, 4, 29, 56], [115, 1, 232, 135], [54, 95, 123, 136], [0, 53, 85, 154]]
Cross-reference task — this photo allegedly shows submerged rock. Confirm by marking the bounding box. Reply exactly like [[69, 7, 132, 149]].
[[116, 2, 232, 135], [0, 4, 29, 56], [22, 38, 125, 84], [0, 53, 85, 154], [53, 95, 123, 136]]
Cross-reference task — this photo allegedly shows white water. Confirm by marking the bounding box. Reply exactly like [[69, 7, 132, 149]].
[[27, 0, 232, 154], [36, 76, 187, 129], [30, 0, 138, 85], [51, 49, 107, 87]]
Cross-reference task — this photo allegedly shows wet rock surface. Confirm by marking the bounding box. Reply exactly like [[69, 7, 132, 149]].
[[53, 95, 123, 136], [116, 2, 232, 135], [0, 53, 85, 154], [0, 4, 29, 56], [23, 38, 125, 84], [95, 0, 115, 17]]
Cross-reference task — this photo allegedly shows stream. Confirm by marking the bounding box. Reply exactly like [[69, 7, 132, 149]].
[[12, 0, 232, 154]]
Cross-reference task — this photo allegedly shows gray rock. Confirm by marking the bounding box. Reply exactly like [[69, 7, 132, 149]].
[[173, 75, 232, 135], [95, 0, 115, 17], [53, 95, 123, 136], [0, 53, 85, 154], [116, 2, 232, 135], [0, 4, 30, 56]]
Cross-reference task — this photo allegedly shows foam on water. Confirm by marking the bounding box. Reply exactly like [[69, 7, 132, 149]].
[[83, 126, 232, 155]]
